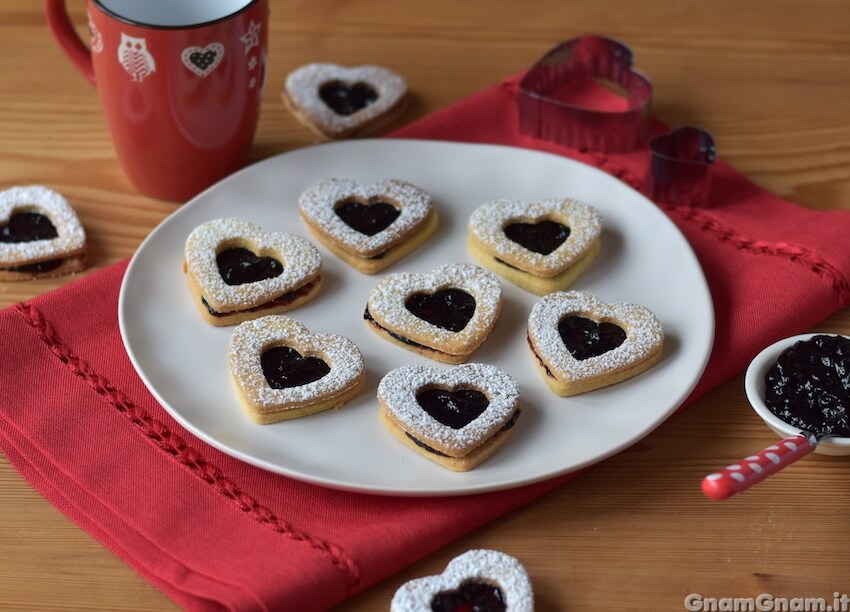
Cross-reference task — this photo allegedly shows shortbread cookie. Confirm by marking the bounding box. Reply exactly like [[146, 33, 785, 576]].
[[228, 315, 365, 423], [392, 549, 534, 612], [364, 263, 502, 364], [0, 185, 87, 281], [299, 178, 437, 274], [282, 62, 407, 139], [183, 218, 322, 326], [528, 290, 664, 396], [468, 197, 602, 295], [378, 364, 521, 471]]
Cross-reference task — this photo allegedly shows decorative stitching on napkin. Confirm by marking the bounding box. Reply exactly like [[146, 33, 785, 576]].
[[14, 302, 362, 594]]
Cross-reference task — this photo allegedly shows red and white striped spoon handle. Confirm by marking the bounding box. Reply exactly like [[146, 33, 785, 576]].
[[701, 434, 815, 500]]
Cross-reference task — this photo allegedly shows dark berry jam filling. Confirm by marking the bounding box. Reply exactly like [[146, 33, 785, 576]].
[[765, 335, 850, 436], [406, 409, 521, 457], [405, 289, 476, 333], [319, 81, 379, 116], [0, 212, 59, 243], [5, 259, 64, 273], [203, 277, 319, 317], [559, 315, 626, 360], [216, 247, 283, 286], [430, 581, 507, 612], [416, 388, 489, 429], [261, 346, 330, 389], [503, 220, 570, 255], [335, 198, 400, 236]]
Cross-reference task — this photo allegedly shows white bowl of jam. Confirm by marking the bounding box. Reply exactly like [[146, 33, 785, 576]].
[[745, 333, 850, 456]]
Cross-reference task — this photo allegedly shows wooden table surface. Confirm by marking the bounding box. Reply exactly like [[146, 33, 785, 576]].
[[2, 1, 849, 610]]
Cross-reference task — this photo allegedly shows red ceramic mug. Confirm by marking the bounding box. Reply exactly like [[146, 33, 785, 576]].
[[45, 0, 269, 202]]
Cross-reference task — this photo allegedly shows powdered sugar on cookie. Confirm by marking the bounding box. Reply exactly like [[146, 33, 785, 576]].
[[391, 549, 534, 612], [528, 290, 663, 386], [367, 263, 502, 355], [378, 363, 519, 454], [229, 315, 364, 416], [469, 197, 602, 275], [299, 178, 432, 256], [283, 63, 406, 138], [184, 218, 321, 312], [0, 185, 86, 265]]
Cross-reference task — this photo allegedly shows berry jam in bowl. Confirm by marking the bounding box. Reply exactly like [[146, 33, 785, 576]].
[[745, 333, 850, 456]]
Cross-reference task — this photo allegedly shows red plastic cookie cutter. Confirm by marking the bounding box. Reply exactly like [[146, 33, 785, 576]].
[[645, 126, 716, 207], [518, 35, 653, 153]]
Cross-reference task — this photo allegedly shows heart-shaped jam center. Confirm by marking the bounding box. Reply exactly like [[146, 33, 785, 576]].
[[416, 388, 489, 429], [558, 315, 626, 360], [319, 81, 379, 116], [405, 289, 476, 332], [261, 346, 330, 389], [0, 212, 58, 243], [430, 581, 507, 612], [216, 247, 283, 286], [503, 220, 570, 255], [335, 198, 400, 236]]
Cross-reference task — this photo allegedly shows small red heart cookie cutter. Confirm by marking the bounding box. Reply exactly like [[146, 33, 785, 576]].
[[645, 126, 716, 207], [518, 35, 652, 152]]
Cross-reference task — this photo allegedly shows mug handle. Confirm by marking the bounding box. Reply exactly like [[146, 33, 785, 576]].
[[44, 0, 96, 86]]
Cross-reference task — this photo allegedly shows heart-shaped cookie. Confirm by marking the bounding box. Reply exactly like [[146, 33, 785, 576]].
[[181, 43, 225, 77], [527, 290, 664, 396], [391, 549, 534, 612], [365, 263, 502, 363], [282, 62, 407, 139], [228, 315, 365, 423], [378, 363, 521, 471], [0, 185, 87, 281], [468, 197, 602, 295], [299, 178, 437, 273], [183, 218, 322, 326]]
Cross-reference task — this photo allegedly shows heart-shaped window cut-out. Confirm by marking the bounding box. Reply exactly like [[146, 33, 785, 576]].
[[0, 212, 58, 243], [503, 219, 570, 255], [318, 80, 379, 116], [260, 345, 330, 389], [405, 288, 476, 333], [416, 387, 489, 429], [333, 197, 401, 236], [216, 246, 283, 286]]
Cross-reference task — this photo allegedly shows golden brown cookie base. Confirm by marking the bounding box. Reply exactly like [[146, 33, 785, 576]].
[[233, 371, 365, 424], [0, 252, 87, 281], [364, 314, 471, 364], [185, 268, 322, 327], [379, 406, 515, 471], [529, 338, 663, 396], [282, 90, 408, 140], [468, 237, 600, 295], [304, 208, 438, 274]]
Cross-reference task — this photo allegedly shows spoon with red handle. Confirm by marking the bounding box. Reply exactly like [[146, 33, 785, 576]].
[[701, 431, 830, 500]]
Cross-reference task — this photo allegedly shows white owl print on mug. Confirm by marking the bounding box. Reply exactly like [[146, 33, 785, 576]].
[[118, 33, 156, 82]]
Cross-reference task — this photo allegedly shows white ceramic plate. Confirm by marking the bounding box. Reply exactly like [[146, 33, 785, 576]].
[[119, 139, 714, 496]]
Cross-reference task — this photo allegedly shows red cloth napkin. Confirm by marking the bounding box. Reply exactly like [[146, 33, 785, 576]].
[[2, 74, 850, 611]]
